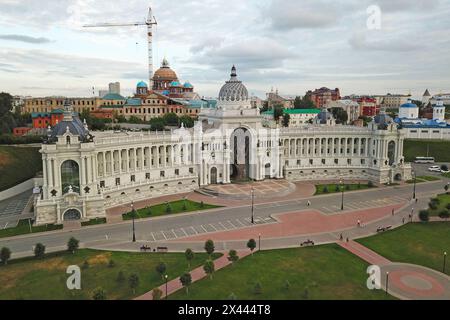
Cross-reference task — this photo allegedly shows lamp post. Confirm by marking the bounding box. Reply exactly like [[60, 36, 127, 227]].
[[165, 274, 168, 300], [340, 180, 344, 211], [444, 252, 447, 274], [412, 170, 417, 200], [131, 201, 136, 243], [385, 272, 389, 295], [258, 233, 261, 252], [251, 188, 255, 224]]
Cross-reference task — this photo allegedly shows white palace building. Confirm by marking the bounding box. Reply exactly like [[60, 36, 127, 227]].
[[35, 66, 412, 225]]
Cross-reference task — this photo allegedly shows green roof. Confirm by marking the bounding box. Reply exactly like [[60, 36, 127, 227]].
[[102, 93, 126, 100], [263, 108, 320, 116]]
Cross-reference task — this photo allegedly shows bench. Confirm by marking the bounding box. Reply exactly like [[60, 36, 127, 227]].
[[140, 245, 151, 252], [300, 239, 315, 247], [157, 247, 168, 253], [376, 225, 393, 233]]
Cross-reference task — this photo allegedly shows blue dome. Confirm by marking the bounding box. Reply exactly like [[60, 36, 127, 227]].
[[400, 102, 418, 109], [162, 90, 170, 95], [137, 81, 148, 88], [183, 82, 193, 88], [170, 81, 182, 87]]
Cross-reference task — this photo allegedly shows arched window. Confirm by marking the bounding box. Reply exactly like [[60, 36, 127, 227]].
[[61, 160, 80, 194], [66, 136, 71, 145]]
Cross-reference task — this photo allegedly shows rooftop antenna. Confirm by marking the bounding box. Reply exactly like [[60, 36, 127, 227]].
[[83, 5, 157, 87]]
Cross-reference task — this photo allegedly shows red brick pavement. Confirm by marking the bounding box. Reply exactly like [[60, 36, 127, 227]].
[[337, 240, 391, 266], [173, 203, 404, 242], [135, 250, 251, 300]]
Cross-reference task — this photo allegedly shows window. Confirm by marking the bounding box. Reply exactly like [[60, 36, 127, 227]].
[[297, 160, 301, 165], [189, 168, 194, 174], [61, 160, 80, 195], [361, 159, 366, 165], [115, 178, 121, 186], [131, 175, 135, 182], [321, 159, 326, 165], [347, 159, 351, 165], [100, 181, 105, 188], [160, 171, 165, 177], [175, 169, 179, 175], [146, 173, 150, 180], [309, 159, 313, 165], [334, 159, 338, 165]]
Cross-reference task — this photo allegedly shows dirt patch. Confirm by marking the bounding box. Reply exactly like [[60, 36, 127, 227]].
[[87, 253, 112, 266], [0, 152, 12, 167], [33, 257, 67, 271], [0, 267, 28, 291]]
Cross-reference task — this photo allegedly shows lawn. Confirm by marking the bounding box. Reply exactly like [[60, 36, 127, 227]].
[[81, 218, 107, 227], [0, 249, 221, 300], [0, 146, 42, 191], [315, 183, 374, 195], [427, 194, 450, 217], [0, 219, 62, 239], [357, 222, 449, 273], [403, 139, 450, 162], [170, 244, 392, 300], [406, 176, 441, 184], [443, 172, 450, 179], [122, 200, 220, 221]]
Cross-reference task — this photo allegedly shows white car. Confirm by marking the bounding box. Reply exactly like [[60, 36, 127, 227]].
[[428, 166, 441, 172], [441, 169, 450, 173]]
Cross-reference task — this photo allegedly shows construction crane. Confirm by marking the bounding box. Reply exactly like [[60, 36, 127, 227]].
[[83, 6, 157, 87]]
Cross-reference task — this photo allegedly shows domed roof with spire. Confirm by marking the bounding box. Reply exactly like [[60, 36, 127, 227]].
[[153, 58, 178, 81], [218, 65, 249, 102], [48, 100, 90, 143]]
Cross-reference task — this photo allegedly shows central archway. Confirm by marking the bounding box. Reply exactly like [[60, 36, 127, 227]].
[[63, 209, 81, 221], [230, 128, 251, 182], [210, 167, 218, 185]]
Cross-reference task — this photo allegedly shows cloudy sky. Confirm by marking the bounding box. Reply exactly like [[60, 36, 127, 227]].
[[0, 0, 449, 99]]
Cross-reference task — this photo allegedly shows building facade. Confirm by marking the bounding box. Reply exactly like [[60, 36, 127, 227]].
[[306, 87, 341, 108], [35, 67, 411, 225]]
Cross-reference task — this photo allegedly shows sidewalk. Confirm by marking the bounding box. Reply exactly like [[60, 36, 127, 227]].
[[135, 250, 251, 300]]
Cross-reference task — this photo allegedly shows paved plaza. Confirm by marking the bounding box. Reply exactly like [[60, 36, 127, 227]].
[[0, 189, 33, 229]]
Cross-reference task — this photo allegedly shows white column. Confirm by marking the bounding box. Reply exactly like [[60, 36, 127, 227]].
[[87, 155, 92, 184], [47, 158, 54, 189]]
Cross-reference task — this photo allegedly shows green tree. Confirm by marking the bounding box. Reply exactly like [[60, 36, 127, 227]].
[[445, 184, 449, 194], [128, 116, 143, 124], [156, 262, 167, 280], [179, 272, 192, 294], [203, 260, 215, 279], [179, 115, 194, 128], [0, 247, 11, 265], [294, 96, 315, 109], [152, 288, 163, 300], [227, 249, 239, 265], [34, 243, 46, 258], [419, 210, 429, 222], [282, 113, 290, 127], [439, 210, 449, 220], [128, 273, 140, 294], [204, 240, 215, 257], [247, 239, 257, 255], [163, 112, 179, 126], [331, 107, 349, 124], [92, 287, 107, 300], [273, 105, 284, 122], [149, 117, 165, 131], [67, 237, 79, 254], [185, 248, 195, 268]]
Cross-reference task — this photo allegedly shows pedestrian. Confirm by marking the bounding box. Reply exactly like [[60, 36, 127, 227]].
[[392, 209, 395, 216], [307, 200, 311, 207], [415, 198, 418, 203], [402, 217, 405, 224], [346, 237, 349, 243], [357, 219, 361, 227], [339, 233, 343, 241]]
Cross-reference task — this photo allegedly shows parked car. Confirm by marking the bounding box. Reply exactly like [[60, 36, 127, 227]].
[[428, 166, 441, 172]]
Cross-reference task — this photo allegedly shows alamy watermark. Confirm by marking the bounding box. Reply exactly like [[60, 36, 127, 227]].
[[367, 5, 382, 30], [366, 265, 382, 290], [66, 265, 81, 290]]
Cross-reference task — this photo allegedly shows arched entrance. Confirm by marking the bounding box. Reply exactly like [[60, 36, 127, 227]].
[[265, 163, 271, 179], [63, 209, 81, 221], [210, 167, 218, 184], [394, 173, 402, 181], [230, 128, 251, 181]]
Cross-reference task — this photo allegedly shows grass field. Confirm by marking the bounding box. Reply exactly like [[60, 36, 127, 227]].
[[427, 194, 450, 217], [406, 176, 441, 184], [315, 183, 374, 195], [0, 146, 42, 191], [403, 139, 450, 162], [122, 200, 220, 220], [444, 172, 450, 179], [358, 222, 449, 273], [0, 219, 62, 239], [81, 218, 107, 227], [170, 244, 392, 300], [0, 249, 221, 300]]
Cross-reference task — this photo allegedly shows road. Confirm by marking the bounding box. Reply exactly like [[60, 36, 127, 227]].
[[0, 177, 447, 258]]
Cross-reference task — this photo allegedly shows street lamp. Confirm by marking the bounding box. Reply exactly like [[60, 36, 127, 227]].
[[444, 252, 447, 274], [131, 201, 136, 243], [385, 271, 389, 295], [251, 188, 255, 224], [258, 233, 261, 252], [165, 274, 169, 300], [412, 170, 417, 200], [340, 180, 344, 211]]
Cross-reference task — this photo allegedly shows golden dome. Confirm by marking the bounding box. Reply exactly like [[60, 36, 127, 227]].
[[153, 58, 178, 81]]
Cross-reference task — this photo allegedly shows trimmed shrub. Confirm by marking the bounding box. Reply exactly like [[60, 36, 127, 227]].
[[439, 209, 449, 220], [419, 210, 430, 222], [322, 186, 329, 193]]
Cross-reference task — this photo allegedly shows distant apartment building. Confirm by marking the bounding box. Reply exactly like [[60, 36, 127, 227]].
[[109, 82, 121, 95], [430, 93, 450, 105], [31, 109, 64, 129], [306, 87, 341, 108], [262, 108, 321, 127], [379, 94, 411, 110], [343, 95, 380, 117]]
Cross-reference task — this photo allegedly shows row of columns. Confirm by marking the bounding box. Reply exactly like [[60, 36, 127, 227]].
[[285, 137, 371, 158]]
